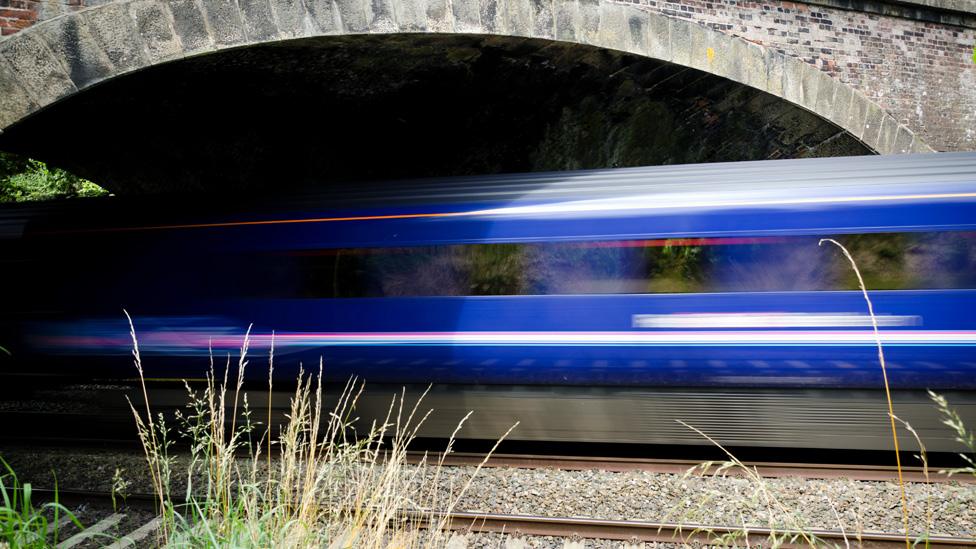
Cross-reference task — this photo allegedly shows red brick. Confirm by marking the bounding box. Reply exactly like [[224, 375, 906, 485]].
[[0, 7, 31, 17]]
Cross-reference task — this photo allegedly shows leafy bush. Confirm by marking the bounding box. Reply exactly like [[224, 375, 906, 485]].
[[0, 152, 107, 203]]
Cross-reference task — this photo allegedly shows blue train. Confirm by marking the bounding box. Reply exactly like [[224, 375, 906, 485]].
[[2, 152, 975, 449]]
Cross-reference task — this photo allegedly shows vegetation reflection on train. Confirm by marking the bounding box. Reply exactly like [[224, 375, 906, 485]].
[[262, 233, 976, 298]]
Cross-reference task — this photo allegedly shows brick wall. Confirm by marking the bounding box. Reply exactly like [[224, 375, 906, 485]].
[[623, 0, 975, 151], [1, 1, 37, 36], [0, 0, 86, 36]]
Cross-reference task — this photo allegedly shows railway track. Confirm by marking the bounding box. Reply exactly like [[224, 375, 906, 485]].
[[428, 452, 973, 483], [33, 489, 976, 548], [4, 433, 964, 483]]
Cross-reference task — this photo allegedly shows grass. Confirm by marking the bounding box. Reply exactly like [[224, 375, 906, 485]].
[[124, 313, 517, 548], [929, 391, 976, 479], [0, 458, 82, 548], [665, 240, 976, 549]]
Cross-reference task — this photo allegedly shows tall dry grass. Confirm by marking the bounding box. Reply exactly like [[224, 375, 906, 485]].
[[668, 240, 976, 548], [124, 315, 516, 548]]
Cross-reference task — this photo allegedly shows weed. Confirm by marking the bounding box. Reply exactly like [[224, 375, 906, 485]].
[[125, 318, 516, 548], [110, 467, 131, 513], [928, 391, 976, 479], [0, 457, 82, 548]]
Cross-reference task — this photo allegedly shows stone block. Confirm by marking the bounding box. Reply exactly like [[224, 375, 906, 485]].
[[876, 115, 898, 154], [812, 71, 837, 121], [426, 0, 451, 32], [0, 60, 38, 129], [503, 0, 533, 37], [398, 0, 427, 32], [830, 82, 854, 135], [667, 17, 693, 68], [725, 37, 764, 91], [892, 125, 914, 154], [911, 135, 934, 153], [708, 30, 743, 84], [128, 0, 183, 62], [82, 3, 149, 73], [305, 0, 341, 34], [335, 0, 367, 32], [0, 32, 76, 105], [595, 2, 627, 53], [165, 0, 215, 54], [576, 0, 598, 45], [847, 93, 871, 140], [452, 0, 480, 33], [762, 48, 784, 98], [268, 0, 308, 38], [199, 0, 247, 46], [478, 0, 499, 33], [368, 0, 397, 32], [239, 0, 278, 41], [553, 0, 577, 41], [797, 66, 822, 113], [780, 59, 802, 108], [860, 103, 885, 151], [531, 0, 553, 39], [645, 11, 669, 62], [685, 20, 708, 73], [36, 14, 115, 89], [624, 9, 649, 56]]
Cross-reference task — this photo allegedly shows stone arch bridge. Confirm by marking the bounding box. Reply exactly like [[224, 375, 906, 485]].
[[0, 0, 973, 193]]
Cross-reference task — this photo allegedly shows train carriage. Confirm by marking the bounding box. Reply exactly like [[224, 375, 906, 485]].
[[3, 152, 975, 449]]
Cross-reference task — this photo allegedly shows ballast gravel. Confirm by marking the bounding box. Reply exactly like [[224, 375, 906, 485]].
[[2, 446, 974, 540], [427, 464, 975, 537]]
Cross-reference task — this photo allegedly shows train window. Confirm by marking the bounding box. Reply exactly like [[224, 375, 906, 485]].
[[279, 231, 976, 297]]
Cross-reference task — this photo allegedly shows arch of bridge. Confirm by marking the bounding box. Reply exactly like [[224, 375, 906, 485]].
[[0, 0, 932, 154]]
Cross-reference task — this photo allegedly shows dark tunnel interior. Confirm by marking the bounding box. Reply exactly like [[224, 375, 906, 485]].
[[0, 34, 871, 195]]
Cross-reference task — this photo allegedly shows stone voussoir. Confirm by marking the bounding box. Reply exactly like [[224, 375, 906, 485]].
[[876, 114, 900, 155], [304, 0, 342, 35], [860, 102, 885, 151], [478, 0, 500, 34], [595, 2, 638, 56], [35, 14, 116, 90], [198, 0, 248, 47], [367, 0, 399, 33], [892, 125, 915, 155], [164, 0, 217, 55], [426, 0, 452, 33], [0, 59, 39, 128], [0, 31, 77, 106], [238, 0, 279, 42], [644, 4, 669, 62], [553, 0, 577, 41], [452, 0, 482, 33], [81, 1, 151, 73], [127, 0, 184, 63], [811, 68, 837, 123]]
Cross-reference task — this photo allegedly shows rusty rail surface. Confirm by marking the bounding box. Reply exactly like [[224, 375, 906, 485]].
[[421, 452, 975, 483]]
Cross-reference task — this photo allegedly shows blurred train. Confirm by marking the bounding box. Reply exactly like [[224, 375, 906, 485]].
[[2, 152, 975, 450]]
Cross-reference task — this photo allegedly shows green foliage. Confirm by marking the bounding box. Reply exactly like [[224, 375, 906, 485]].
[[466, 243, 523, 295], [0, 151, 107, 203], [645, 242, 707, 293], [0, 457, 83, 548]]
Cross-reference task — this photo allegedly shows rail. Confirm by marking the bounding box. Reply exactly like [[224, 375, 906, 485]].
[[33, 489, 976, 548]]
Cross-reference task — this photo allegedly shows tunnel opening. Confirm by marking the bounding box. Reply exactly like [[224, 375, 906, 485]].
[[0, 33, 870, 196]]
